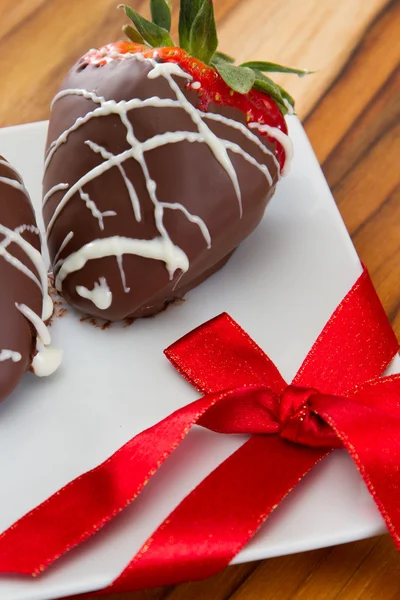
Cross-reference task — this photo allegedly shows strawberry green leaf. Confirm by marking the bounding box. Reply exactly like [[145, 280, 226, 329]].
[[122, 24, 146, 44], [189, 0, 218, 65], [240, 60, 312, 77], [150, 0, 171, 32], [213, 62, 255, 94], [179, 0, 203, 51], [212, 50, 235, 64], [118, 4, 174, 47]]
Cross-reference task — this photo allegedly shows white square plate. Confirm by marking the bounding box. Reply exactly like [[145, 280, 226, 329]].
[[0, 117, 398, 600]]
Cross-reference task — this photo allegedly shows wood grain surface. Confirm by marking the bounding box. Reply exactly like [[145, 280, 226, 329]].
[[1, 0, 399, 599]]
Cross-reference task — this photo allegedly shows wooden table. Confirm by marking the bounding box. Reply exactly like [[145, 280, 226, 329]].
[[1, 0, 399, 598]]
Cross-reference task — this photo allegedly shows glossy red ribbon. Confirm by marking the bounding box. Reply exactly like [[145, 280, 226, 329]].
[[0, 266, 399, 595]]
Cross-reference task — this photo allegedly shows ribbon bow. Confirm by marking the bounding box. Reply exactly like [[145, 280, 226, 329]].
[[0, 267, 399, 596]]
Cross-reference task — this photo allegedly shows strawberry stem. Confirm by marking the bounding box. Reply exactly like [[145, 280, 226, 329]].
[[119, 0, 314, 116]]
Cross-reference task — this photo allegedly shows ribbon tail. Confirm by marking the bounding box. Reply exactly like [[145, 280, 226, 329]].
[[0, 393, 229, 576], [315, 382, 400, 550], [107, 436, 328, 594]]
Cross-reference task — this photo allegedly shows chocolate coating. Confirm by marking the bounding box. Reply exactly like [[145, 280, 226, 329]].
[[43, 55, 280, 321], [0, 157, 43, 403]]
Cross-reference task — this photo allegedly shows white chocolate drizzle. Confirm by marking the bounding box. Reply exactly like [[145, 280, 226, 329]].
[[0, 224, 52, 319], [148, 61, 243, 215], [0, 350, 22, 363], [0, 176, 28, 196], [16, 303, 51, 345], [160, 202, 211, 248], [45, 52, 292, 309], [0, 159, 15, 169], [43, 183, 69, 207], [0, 230, 42, 291], [31, 345, 62, 377], [53, 231, 74, 268], [15, 224, 40, 236], [76, 277, 112, 310], [248, 122, 294, 176], [202, 112, 280, 173], [56, 235, 189, 289], [117, 255, 130, 293], [85, 140, 141, 222], [0, 171, 61, 377], [78, 189, 116, 230], [15, 303, 62, 376]]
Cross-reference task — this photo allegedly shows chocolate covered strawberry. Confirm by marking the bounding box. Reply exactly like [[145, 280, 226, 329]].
[[43, 0, 308, 321]]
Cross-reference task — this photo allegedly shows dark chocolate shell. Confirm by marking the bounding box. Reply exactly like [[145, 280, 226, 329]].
[[43, 54, 286, 321]]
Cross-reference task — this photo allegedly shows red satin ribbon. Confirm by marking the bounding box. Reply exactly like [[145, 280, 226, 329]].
[[0, 266, 399, 595]]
